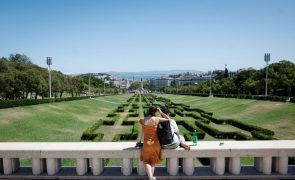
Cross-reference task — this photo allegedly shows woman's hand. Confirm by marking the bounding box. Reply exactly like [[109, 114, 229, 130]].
[[157, 107, 162, 113]]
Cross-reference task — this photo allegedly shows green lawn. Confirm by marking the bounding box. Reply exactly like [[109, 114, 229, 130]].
[[0, 94, 133, 142], [1, 93, 294, 141], [157, 94, 295, 140]]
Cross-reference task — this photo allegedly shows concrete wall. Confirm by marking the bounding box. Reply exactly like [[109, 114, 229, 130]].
[[0, 141, 294, 179]]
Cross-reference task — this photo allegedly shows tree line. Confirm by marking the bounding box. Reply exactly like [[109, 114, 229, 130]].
[[0, 54, 119, 100], [161, 60, 295, 97]]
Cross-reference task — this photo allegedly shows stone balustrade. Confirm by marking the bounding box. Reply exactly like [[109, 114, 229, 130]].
[[0, 140, 295, 179]]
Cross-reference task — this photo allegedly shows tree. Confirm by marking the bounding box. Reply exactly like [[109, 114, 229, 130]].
[[224, 68, 229, 78], [213, 70, 225, 80], [128, 81, 149, 90], [220, 78, 236, 94], [9, 53, 32, 64], [0, 58, 9, 73]]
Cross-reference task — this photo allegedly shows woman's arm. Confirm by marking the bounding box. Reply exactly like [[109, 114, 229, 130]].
[[157, 107, 170, 122], [138, 119, 144, 142]]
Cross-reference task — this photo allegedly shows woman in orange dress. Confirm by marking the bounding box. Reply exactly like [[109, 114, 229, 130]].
[[138, 107, 170, 180]]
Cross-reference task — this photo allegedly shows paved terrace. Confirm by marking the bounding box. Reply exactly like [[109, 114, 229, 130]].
[[0, 140, 295, 179]]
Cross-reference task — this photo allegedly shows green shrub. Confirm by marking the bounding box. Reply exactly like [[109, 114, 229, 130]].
[[176, 120, 206, 139], [290, 97, 295, 103], [102, 119, 116, 125], [128, 113, 139, 117], [182, 106, 213, 116], [80, 120, 103, 140], [116, 105, 125, 112], [122, 116, 136, 125], [227, 118, 274, 136], [0, 99, 50, 109], [116, 122, 139, 141], [185, 113, 210, 124], [93, 133, 104, 141], [132, 103, 139, 109], [107, 112, 118, 117], [214, 94, 288, 102], [0, 96, 99, 109], [129, 109, 135, 112], [194, 120, 253, 140], [174, 108, 184, 117], [251, 131, 276, 140], [112, 134, 120, 142], [201, 114, 274, 136]]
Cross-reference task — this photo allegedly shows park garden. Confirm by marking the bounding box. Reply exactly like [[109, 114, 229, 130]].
[[0, 93, 295, 166]]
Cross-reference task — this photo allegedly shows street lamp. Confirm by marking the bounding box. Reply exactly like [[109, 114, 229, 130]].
[[264, 53, 270, 96], [209, 71, 213, 97], [104, 78, 106, 95], [46, 57, 52, 99], [88, 73, 91, 98]]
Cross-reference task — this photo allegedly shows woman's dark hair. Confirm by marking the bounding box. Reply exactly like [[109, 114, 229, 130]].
[[147, 106, 157, 116], [161, 107, 170, 115]]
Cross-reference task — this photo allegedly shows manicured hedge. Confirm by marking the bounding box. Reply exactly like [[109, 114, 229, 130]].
[[0, 96, 97, 109], [251, 131, 276, 140], [128, 109, 136, 112], [102, 116, 118, 125], [194, 120, 253, 140], [182, 106, 213, 116], [201, 113, 274, 136], [0, 99, 51, 109], [185, 113, 210, 124], [176, 120, 206, 139], [128, 112, 139, 117], [132, 103, 139, 109], [114, 122, 139, 141], [165, 92, 289, 102], [116, 105, 125, 112], [107, 112, 118, 117], [122, 116, 136, 125], [80, 120, 103, 140], [142, 95, 150, 104], [174, 108, 185, 117], [215, 93, 288, 102], [93, 133, 104, 141]]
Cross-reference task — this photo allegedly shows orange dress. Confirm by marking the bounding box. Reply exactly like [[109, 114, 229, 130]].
[[139, 119, 161, 166]]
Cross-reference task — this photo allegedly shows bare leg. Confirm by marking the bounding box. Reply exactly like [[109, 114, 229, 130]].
[[151, 165, 155, 174], [145, 164, 153, 178]]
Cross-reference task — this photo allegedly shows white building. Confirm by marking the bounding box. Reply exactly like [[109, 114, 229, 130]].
[[176, 75, 211, 85], [149, 78, 173, 90]]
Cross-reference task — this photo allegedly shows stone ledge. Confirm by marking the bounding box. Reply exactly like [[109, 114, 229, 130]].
[[1, 166, 295, 179], [1, 140, 295, 158]]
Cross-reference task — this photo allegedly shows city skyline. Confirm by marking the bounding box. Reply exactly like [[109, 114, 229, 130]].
[[0, 0, 294, 74]]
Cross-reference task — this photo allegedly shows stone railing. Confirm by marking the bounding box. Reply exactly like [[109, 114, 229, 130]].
[[0, 140, 295, 179]]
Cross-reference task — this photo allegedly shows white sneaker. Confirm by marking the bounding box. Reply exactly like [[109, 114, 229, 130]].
[[149, 177, 156, 180]]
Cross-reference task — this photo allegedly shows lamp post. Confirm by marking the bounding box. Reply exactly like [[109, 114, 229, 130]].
[[209, 71, 212, 97], [264, 53, 270, 96], [88, 73, 91, 98], [103, 78, 106, 95], [176, 80, 178, 94], [46, 57, 52, 99]]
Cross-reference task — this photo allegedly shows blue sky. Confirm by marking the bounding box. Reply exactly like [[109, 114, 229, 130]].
[[0, 0, 294, 74]]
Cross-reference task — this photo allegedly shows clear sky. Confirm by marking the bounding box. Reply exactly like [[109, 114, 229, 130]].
[[0, 0, 294, 74]]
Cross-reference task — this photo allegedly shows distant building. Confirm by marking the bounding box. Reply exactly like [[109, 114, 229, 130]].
[[121, 79, 132, 89], [176, 75, 211, 85], [111, 78, 132, 89], [149, 78, 173, 90]]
